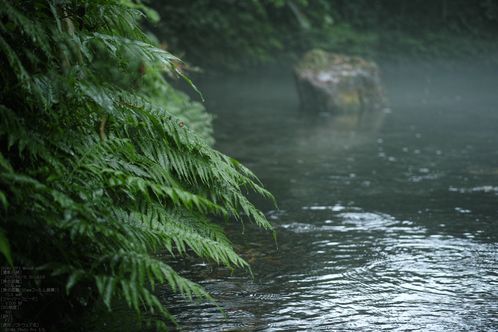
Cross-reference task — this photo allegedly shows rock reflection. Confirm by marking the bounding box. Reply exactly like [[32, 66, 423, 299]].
[[295, 107, 388, 152]]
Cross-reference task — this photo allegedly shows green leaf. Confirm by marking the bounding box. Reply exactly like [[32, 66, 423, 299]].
[[0, 192, 7, 213], [0, 228, 13, 268], [66, 270, 86, 294]]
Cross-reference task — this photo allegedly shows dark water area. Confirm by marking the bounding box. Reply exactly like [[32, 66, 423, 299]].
[[155, 64, 498, 331]]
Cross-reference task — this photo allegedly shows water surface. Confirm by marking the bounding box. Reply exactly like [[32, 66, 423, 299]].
[[160, 65, 498, 331]]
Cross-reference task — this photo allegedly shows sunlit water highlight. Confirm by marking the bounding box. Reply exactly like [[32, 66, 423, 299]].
[[145, 65, 498, 331]]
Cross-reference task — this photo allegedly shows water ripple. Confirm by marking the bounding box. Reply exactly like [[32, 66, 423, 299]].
[[149, 208, 498, 332], [272, 210, 498, 331]]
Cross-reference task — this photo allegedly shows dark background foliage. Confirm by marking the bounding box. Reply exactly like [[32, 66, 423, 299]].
[[146, 0, 498, 70]]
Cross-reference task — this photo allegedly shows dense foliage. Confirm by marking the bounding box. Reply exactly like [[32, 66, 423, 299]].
[[146, 0, 374, 70], [0, 0, 275, 330], [334, 0, 498, 64], [148, 0, 498, 69]]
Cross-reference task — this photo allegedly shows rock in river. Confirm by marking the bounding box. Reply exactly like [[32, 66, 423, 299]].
[[294, 49, 389, 113]]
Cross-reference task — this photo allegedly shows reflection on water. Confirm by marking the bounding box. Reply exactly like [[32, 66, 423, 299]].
[[275, 206, 497, 331], [156, 66, 498, 331]]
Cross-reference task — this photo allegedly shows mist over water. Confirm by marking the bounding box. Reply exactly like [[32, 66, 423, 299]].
[[158, 64, 498, 331]]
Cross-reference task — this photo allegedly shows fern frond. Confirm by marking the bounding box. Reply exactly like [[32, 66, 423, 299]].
[[0, 0, 275, 330], [127, 203, 249, 268]]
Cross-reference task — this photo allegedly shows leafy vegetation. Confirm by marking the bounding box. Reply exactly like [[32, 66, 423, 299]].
[[334, 0, 498, 65], [146, 0, 375, 70], [0, 0, 275, 330], [147, 0, 498, 70]]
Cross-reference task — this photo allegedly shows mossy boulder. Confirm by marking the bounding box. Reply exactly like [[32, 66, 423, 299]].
[[294, 49, 389, 113]]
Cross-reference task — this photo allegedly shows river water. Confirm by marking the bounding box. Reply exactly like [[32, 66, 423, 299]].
[[156, 65, 498, 331]]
